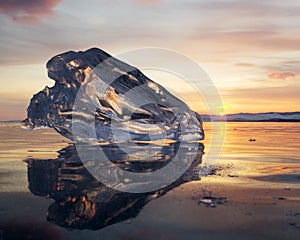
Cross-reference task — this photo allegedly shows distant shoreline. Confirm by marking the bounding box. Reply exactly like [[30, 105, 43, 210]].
[[0, 120, 22, 123], [202, 120, 300, 122], [202, 111, 300, 122]]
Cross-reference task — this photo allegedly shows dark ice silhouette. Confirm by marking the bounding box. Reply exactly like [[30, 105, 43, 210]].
[[25, 142, 204, 230]]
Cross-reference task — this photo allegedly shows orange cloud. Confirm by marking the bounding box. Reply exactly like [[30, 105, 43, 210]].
[[0, 0, 63, 24], [268, 71, 297, 80]]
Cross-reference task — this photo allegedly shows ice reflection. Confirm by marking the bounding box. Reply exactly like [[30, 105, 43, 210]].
[[25, 142, 204, 230]]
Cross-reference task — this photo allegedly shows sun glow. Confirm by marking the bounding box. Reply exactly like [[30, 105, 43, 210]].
[[217, 104, 233, 116]]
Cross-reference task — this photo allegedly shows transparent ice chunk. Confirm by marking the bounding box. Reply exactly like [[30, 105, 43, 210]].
[[22, 48, 204, 143]]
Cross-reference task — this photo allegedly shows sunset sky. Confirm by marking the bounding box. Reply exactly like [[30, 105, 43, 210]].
[[0, 0, 299, 120]]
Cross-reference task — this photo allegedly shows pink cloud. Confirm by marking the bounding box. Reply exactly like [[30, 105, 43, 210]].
[[133, 0, 164, 6], [0, 0, 63, 24], [268, 71, 297, 80]]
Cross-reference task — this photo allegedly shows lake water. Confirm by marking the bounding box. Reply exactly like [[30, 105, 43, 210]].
[[0, 122, 299, 239]]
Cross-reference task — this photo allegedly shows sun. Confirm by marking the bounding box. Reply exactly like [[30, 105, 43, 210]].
[[216, 103, 233, 116], [219, 111, 226, 116]]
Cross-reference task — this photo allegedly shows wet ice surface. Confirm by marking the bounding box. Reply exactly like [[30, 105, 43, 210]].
[[1, 122, 300, 239], [22, 48, 204, 143]]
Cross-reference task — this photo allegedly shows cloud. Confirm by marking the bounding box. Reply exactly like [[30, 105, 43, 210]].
[[185, 1, 300, 55], [133, 0, 164, 6], [0, 0, 63, 24], [189, 29, 300, 55], [221, 85, 300, 112], [222, 85, 300, 100], [187, 0, 300, 18], [235, 63, 256, 68], [268, 71, 297, 80]]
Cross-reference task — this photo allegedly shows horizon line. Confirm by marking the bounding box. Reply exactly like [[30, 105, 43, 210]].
[[1, 111, 299, 122]]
